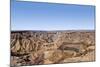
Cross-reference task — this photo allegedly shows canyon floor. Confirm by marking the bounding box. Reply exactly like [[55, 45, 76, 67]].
[[10, 30, 95, 66]]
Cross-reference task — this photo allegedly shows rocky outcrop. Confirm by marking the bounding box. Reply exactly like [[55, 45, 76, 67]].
[[10, 30, 95, 66]]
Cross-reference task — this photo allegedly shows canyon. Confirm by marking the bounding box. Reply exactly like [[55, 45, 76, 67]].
[[10, 30, 95, 66]]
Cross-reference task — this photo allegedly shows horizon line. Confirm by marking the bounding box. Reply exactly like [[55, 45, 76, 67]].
[[11, 29, 95, 32]]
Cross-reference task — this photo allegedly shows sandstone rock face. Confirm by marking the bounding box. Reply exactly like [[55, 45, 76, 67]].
[[10, 30, 95, 66]]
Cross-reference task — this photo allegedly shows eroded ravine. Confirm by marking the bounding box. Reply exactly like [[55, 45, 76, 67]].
[[11, 30, 95, 66]]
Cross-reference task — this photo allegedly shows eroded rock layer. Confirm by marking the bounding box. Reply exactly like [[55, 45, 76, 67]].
[[10, 30, 95, 66]]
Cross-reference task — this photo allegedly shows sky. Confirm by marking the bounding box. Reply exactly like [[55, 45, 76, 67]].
[[11, 0, 95, 30]]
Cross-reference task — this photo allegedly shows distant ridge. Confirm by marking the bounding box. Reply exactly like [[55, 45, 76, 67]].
[[11, 30, 95, 33]]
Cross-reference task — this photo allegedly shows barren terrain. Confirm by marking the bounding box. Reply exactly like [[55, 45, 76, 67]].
[[10, 30, 95, 66]]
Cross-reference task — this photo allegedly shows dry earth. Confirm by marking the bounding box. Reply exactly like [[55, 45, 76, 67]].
[[10, 30, 95, 66]]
